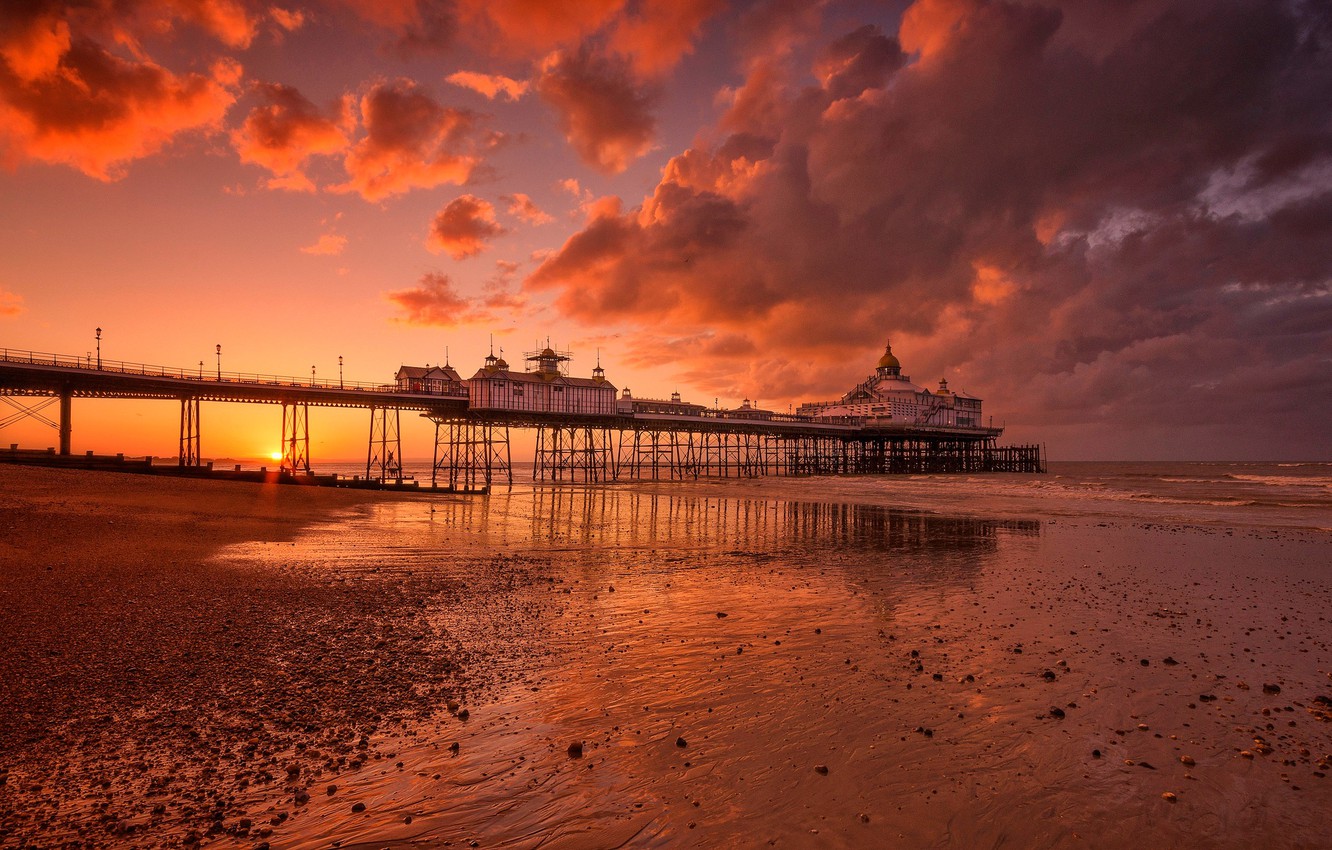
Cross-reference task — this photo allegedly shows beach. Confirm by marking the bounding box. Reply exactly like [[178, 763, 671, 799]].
[[1, 463, 1329, 848]]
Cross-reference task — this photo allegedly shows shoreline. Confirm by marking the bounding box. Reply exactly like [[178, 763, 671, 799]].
[[0, 447, 483, 494]]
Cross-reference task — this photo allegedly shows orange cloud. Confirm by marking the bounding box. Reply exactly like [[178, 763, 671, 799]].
[[427, 194, 506, 259], [898, 0, 975, 60], [335, 80, 486, 201], [301, 233, 347, 255], [1, 10, 71, 83], [446, 71, 529, 101], [501, 193, 552, 224], [387, 272, 469, 324], [386, 271, 526, 327], [159, 0, 259, 49], [0, 35, 240, 180], [269, 6, 305, 32], [536, 47, 656, 173], [232, 83, 353, 191], [558, 177, 589, 198], [608, 0, 723, 77], [453, 0, 625, 58], [0, 287, 24, 318]]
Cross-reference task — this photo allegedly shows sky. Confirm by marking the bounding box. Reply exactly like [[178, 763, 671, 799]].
[[1, 0, 1329, 462]]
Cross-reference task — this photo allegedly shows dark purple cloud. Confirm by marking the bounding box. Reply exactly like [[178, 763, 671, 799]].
[[527, 0, 1332, 458]]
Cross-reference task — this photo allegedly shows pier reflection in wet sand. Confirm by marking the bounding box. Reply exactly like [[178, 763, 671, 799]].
[[218, 485, 1331, 850], [223, 487, 1049, 849]]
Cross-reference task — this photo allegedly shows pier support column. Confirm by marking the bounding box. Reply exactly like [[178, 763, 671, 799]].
[[428, 417, 511, 491], [366, 406, 402, 483], [179, 397, 201, 467], [59, 387, 72, 455], [534, 424, 613, 482], [280, 401, 311, 475]]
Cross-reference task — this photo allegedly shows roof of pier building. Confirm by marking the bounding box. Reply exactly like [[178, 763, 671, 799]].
[[469, 352, 615, 391], [396, 364, 463, 383]]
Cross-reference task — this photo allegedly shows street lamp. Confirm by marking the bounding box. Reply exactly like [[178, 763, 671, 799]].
[[216, 344, 221, 380], [95, 327, 101, 369], [311, 365, 316, 385], [199, 360, 203, 379], [338, 355, 343, 389]]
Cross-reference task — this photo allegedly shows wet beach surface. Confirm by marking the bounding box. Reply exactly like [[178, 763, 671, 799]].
[[1, 466, 1329, 848]]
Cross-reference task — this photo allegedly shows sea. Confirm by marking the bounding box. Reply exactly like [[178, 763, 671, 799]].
[[215, 458, 1332, 532]]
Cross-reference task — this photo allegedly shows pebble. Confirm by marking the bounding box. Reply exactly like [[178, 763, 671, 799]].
[[814, 764, 829, 775], [676, 737, 688, 748], [1180, 756, 1195, 766], [567, 741, 584, 758], [351, 802, 366, 813], [1162, 792, 1177, 802]]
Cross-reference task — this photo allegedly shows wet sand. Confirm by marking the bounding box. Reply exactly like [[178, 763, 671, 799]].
[[1, 467, 1329, 848]]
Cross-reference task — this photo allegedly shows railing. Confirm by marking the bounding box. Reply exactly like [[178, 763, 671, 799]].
[[0, 346, 441, 394], [1, 347, 996, 428]]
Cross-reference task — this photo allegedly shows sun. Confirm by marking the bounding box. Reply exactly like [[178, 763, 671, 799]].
[[269, 451, 283, 461]]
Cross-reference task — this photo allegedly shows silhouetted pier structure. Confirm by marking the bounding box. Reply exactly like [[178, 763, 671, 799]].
[[1, 346, 1044, 490]]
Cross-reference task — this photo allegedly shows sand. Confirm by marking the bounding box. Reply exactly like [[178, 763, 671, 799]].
[[1, 466, 1329, 849]]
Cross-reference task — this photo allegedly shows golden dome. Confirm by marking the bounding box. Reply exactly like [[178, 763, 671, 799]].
[[877, 343, 900, 370]]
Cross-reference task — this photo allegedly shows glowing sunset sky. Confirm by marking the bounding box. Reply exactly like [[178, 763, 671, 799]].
[[1, 0, 1329, 460]]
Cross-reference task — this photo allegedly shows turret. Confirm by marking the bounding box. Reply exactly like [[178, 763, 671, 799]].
[[876, 340, 902, 377]]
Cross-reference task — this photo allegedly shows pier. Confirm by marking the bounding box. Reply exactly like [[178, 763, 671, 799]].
[[0, 346, 1044, 489]]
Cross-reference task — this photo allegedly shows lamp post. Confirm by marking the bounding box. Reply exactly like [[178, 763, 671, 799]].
[[198, 360, 203, 379], [95, 327, 101, 369], [338, 355, 343, 389], [215, 344, 221, 380], [311, 365, 316, 386]]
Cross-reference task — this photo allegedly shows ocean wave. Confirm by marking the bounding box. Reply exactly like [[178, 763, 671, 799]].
[[1227, 474, 1332, 488]]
